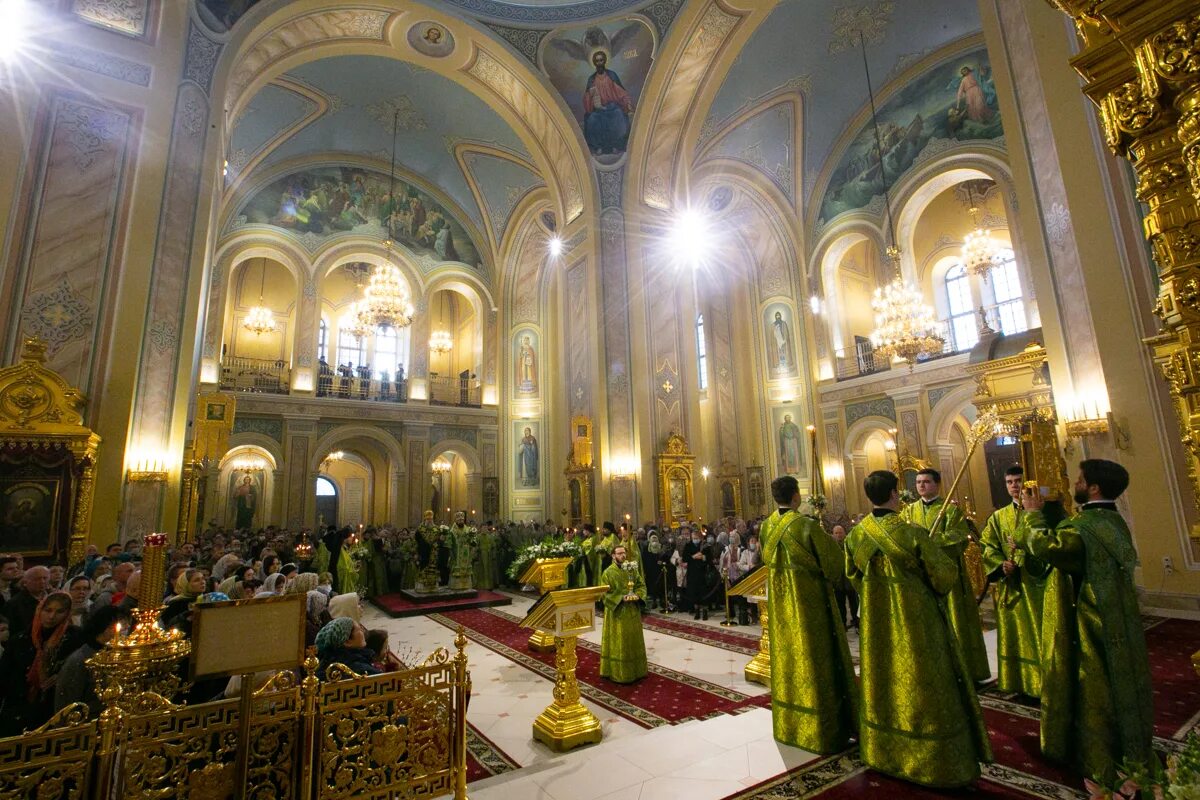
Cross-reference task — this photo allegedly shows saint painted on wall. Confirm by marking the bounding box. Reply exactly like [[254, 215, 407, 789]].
[[771, 310, 794, 373], [778, 414, 803, 475], [233, 474, 258, 529], [518, 427, 539, 487], [516, 335, 538, 394]]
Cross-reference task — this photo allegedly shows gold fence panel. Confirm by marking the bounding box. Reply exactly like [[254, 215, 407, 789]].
[[314, 641, 469, 800], [0, 705, 96, 799]]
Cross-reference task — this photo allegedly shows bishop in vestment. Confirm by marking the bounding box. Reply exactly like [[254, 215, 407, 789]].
[[900, 468, 991, 682], [1020, 460, 1153, 783], [980, 465, 1050, 697], [761, 475, 857, 753], [847, 470, 992, 788], [599, 544, 648, 684]]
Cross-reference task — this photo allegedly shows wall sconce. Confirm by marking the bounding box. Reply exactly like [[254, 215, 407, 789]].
[[610, 456, 638, 480], [824, 461, 845, 483], [1060, 391, 1129, 449], [231, 457, 266, 474], [700, 466, 710, 480], [126, 452, 168, 483]]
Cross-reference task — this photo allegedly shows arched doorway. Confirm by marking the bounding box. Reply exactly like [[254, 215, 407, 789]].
[[315, 476, 339, 529]]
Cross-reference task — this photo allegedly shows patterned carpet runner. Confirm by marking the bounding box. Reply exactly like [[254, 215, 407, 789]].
[[465, 723, 519, 783], [429, 607, 768, 730]]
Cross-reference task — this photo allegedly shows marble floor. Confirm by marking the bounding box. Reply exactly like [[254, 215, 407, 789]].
[[363, 592, 1002, 800]]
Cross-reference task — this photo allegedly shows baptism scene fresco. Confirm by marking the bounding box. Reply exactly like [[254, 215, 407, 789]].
[[541, 18, 655, 163], [819, 48, 1003, 223], [234, 166, 482, 269]]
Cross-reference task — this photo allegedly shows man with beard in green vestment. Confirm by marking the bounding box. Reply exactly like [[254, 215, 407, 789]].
[[981, 465, 1050, 697], [1020, 460, 1153, 783], [761, 475, 857, 753], [599, 544, 648, 684], [847, 470, 992, 788], [901, 468, 991, 683]]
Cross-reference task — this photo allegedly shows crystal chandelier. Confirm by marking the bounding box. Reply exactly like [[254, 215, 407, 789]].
[[855, 33, 944, 369], [431, 458, 452, 474], [871, 249, 945, 366], [961, 183, 1002, 278], [243, 260, 277, 336], [362, 263, 415, 329], [345, 299, 374, 341], [429, 329, 453, 354]]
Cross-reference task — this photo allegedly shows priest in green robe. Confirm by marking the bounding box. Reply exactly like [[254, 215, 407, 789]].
[[581, 523, 602, 586], [980, 465, 1050, 697], [1020, 459, 1153, 783], [474, 528, 498, 590], [847, 470, 992, 788], [599, 544, 648, 684], [901, 468, 991, 682], [761, 475, 857, 753]]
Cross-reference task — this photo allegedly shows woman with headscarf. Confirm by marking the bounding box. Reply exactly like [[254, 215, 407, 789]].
[[314, 618, 380, 679], [287, 573, 323, 645], [259, 555, 280, 581], [211, 552, 242, 582], [66, 576, 92, 627], [54, 605, 129, 716], [255, 573, 286, 597], [328, 592, 362, 622], [0, 591, 75, 733], [160, 569, 207, 636]]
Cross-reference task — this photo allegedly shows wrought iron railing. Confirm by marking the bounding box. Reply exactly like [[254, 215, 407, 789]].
[[428, 375, 482, 408], [316, 370, 409, 403], [220, 356, 291, 395]]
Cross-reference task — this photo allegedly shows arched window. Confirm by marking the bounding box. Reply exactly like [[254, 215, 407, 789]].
[[317, 319, 328, 363], [315, 476, 337, 496], [696, 313, 708, 391], [336, 322, 365, 368], [373, 326, 398, 379], [944, 264, 979, 352], [990, 250, 1028, 335]]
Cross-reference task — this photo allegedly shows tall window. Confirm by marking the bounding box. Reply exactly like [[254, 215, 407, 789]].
[[317, 319, 328, 363], [944, 264, 979, 352], [696, 313, 708, 391], [336, 322, 365, 367], [373, 326, 398, 379], [990, 251, 1028, 335]]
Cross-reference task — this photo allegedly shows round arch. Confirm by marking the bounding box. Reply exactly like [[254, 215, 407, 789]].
[[925, 383, 979, 452], [224, 434, 284, 468], [429, 439, 481, 474], [844, 415, 898, 458], [311, 425, 405, 474], [216, 443, 280, 529]]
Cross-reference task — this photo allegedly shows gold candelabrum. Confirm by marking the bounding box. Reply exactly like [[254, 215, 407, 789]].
[[727, 566, 769, 685], [87, 533, 192, 709]]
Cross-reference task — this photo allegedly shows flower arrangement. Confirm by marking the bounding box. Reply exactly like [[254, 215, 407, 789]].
[[506, 537, 585, 581], [899, 489, 919, 505], [1084, 733, 1200, 800], [394, 535, 418, 564], [806, 493, 828, 511]]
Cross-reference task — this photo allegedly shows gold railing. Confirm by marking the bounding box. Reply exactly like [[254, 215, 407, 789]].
[[0, 630, 470, 800]]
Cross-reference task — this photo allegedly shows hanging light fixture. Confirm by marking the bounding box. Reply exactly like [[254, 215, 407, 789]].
[[345, 298, 374, 341], [857, 32, 943, 369], [431, 458, 452, 474], [243, 259, 277, 336], [429, 292, 452, 354], [960, 181, 1003, 279]]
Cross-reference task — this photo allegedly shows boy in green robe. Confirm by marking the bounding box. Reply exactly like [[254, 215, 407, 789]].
[[580, 523, 601, 586], [980, 465, 1050, 697], [761, 475, 858, 753], [1020, 459, 1153, 783], [599, 544, 648, 684], [847, 470, 992, 788], [901, 468, 991, 682]]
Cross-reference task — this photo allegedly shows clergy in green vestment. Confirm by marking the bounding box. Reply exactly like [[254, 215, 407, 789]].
[[761, 475, 858, 753], [900, 468, 991, 683], [474, 529, 498, 590], [581, 523, 602, 586], [599, 544, 648, 684], [616, 526, 646, 585], [1020, 459, 1153, 783], [847, 470, 993, 788], [980, 465, 1050, 697]]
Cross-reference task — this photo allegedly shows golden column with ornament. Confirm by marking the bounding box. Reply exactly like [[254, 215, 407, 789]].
[[1048, 0, 1200, 542]]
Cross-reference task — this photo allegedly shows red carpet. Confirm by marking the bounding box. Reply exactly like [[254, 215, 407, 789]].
[[1145, 617, 1200, 738], [465, 723, 518, 783], [370, 590, 512, 618], [429, 607, 768, 729], [640, 612, 761, 656]]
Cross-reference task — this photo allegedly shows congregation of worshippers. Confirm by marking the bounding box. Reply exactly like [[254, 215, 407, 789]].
[[0, 456, 1149, 790]]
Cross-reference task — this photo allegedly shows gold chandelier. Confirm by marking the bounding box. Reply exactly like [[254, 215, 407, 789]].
[[345, 298, 374, 341], [361, 263, 414, 329], [855, 33, 943, 369], [961, 182, 1002, 278], [243, 259, 277, 336], [429, 329, 453, 354], [431, 457, 452, 474], [871, 249, 945, 367]]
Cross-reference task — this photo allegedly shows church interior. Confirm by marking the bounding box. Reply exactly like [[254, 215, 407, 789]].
[[0, 0, 1199, 797]]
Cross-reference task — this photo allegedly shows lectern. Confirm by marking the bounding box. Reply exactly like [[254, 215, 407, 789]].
[[518, 557, 573, 652], [728, 565, 769, 685], [519, 585, 608, 751]]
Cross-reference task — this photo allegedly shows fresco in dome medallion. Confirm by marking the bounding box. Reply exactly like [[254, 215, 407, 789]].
[[820, 47, 1003, 224], [540, 18, 655, 165], [234, 166, 482, 269]]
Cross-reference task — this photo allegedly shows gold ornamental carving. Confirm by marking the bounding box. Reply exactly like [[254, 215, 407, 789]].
[[564, 416, 595, 525], [1051, 1, 1200, 541], [655, 432, 695, 523]]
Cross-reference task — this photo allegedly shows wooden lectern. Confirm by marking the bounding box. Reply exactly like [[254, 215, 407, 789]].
[[728, 566, 769, 685], [519, 585, 608, 752], [518, 557, 573, 653]]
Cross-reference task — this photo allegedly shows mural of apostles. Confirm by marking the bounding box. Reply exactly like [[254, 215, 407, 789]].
[[236, 166, 481, 268], [515, 331, 539, 395], [541, 19, 655, 162], [820, 48, 1003, 223], [517, 424, 540, 488]]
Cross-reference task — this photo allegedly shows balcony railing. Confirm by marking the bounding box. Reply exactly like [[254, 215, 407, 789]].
[[316, 369, 409, 403], [831, 305, 1019, 382], [219, 357, 290, 395], [428, 374, 482, 408]]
